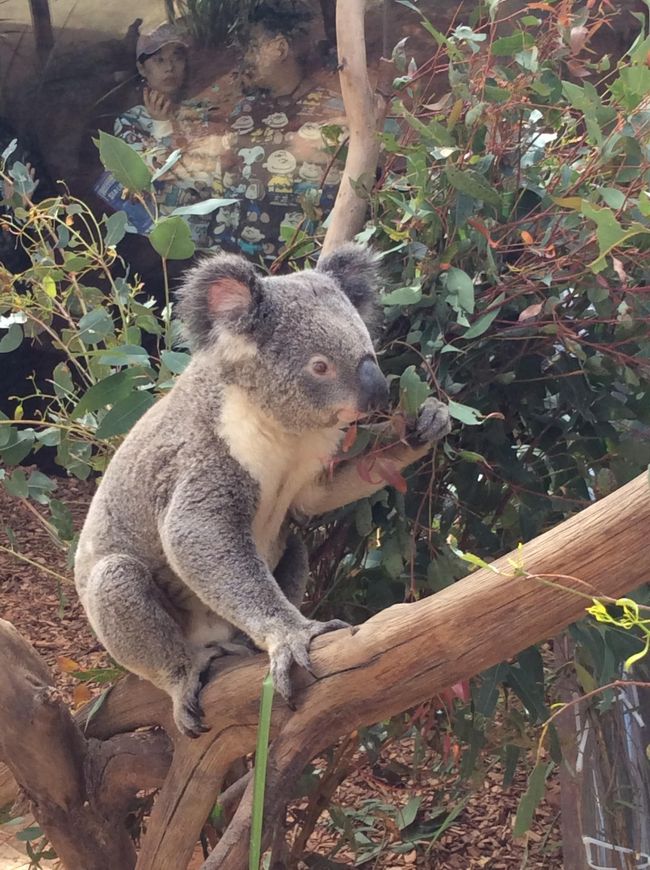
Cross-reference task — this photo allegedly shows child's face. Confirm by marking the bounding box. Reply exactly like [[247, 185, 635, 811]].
[[138, 43, 187, 96]]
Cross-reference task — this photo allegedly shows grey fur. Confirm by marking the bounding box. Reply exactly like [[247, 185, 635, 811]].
[[75, 246, 451, 738], [317, 243, 381, 335]]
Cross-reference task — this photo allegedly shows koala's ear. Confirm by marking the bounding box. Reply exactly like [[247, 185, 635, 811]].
[[316, 243, 381, 330], [175, 253, 263, 350]]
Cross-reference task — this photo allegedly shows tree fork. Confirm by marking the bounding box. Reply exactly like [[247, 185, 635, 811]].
[[1, 474, 648, 869]]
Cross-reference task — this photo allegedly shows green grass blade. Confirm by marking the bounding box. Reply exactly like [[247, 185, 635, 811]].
[[249, 673, 275, 870]]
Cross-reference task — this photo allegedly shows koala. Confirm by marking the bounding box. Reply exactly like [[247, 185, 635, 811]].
[[74, 245, 451, 738]]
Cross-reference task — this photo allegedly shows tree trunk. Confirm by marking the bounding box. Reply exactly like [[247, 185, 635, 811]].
[[321, 0, 380, 255], [1, 473, 648, 869]]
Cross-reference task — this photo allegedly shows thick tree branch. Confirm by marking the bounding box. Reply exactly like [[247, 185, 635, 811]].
[[2, 474, 648, 869], [0, 620, 142, 870]]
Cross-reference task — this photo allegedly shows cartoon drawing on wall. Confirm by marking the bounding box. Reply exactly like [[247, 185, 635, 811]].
[[265, 149, 297, 199], [231, 114, 255, 137], [223, 167, 246, 197], [244, 179, 270, 223], [238, 145, 265, 179], [262, 111, 289, 144], [294, 160, 323, 195], [238, 224, 272, 256]]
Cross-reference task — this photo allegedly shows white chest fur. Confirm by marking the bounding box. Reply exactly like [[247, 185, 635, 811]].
[[217, 387, 343, 563]]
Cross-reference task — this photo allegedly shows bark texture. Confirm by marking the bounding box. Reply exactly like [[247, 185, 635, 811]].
[[0, 474, 647, 869]]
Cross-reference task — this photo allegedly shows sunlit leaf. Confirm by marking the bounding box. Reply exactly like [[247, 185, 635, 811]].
[[97, 130, 152, 192]]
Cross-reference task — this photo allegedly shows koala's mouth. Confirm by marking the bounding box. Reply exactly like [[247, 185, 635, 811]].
[[336, 407, 366, 425]]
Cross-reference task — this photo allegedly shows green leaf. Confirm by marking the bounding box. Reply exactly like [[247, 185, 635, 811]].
[[513, 762, 552, 837], [95, 390, 155, 439], [446, 267, 475, 314], [448, 400, 482, 425], [53, 362, 74, 398], [97, 130, 152, 192], [73, 368, 151, 418], [396, 796, 421, 829], [160, 350, 191, 374], [475, 663, 507, 718], [381, 285, 422, 306], [42, 275, 57, 298], [598, 187, 626, 210], [491, 31, 533, 56], [250, 674, 274, 870], [95, 345, 149, 367], [149, 216, 196, 260], [502, 744, 521, 787], [83, 686, 112, 731], [463, 292, 505, 339], [3, 468, 29, 498], [0, 323, 23, 353], [639, 190, 650, 217], [36, 426, 61, 447], [1, 429, 36, 465], [104, 211, 129, 247], [400, 366, 430, 416], [581, 202, 649, 272], [445, 167, 501, 207], [77, 308, 115, 345], [27, 470, 56, 504]]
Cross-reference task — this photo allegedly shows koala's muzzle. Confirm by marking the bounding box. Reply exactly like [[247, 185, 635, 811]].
[[357, 357, 389, 412]]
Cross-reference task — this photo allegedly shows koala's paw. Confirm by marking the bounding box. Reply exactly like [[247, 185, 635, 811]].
[[171, 678, 210, 739], [410, 397, 452, 446], [268, 619, 352, 706]]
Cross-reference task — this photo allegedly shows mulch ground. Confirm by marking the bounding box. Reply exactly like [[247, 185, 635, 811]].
[[0, 476, 562, 869]]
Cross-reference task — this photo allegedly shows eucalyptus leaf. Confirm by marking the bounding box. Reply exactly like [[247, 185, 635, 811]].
[[463, 292, 505, 339], [170, 197, 239, 217], [97, 131, 152, 192], [513, 762, 553, 837], [446, 268, 475, 314], [381, 285, 422, 306], [95, 390, 156, 439], [104, 211, 129, 247], [400, 366, 430, 415], [151, 148, 183, 182], [149, 216, 196, 260], [445, 167, 501, 207], [448, 400, 483, 426], [0, 323, 23, 353], [160, 350, 191, 374]]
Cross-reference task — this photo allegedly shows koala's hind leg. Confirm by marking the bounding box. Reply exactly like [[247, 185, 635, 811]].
[[274, 531, 309, 608], [84, 554, 209, 738]]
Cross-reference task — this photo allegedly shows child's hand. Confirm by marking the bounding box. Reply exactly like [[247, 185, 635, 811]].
[[144, 87, 174, 121]]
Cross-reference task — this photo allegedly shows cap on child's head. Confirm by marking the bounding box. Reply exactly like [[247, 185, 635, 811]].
[[136, 22, 189, 63]]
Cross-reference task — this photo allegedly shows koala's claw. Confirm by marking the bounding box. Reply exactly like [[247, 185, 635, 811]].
[[173, 679, 210, 739], [269, 619, 352, 707], [412, 397, 452, 445]]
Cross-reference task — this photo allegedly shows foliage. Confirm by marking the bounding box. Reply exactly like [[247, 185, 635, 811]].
[[0, 0, 649, 864], [164, 0, 260, 46]]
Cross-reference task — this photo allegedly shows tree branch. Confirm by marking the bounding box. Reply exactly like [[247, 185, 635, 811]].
[[2, 474, 648, 870]]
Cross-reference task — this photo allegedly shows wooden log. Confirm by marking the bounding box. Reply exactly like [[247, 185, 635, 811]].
[[0, 620, 172, 870]]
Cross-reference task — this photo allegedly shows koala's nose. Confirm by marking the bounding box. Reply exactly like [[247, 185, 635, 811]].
[[357, 357, 389, 412]]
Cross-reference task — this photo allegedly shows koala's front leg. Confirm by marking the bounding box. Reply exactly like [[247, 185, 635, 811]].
[[296, 397, 452, 515], [161, 484, 349, 717]]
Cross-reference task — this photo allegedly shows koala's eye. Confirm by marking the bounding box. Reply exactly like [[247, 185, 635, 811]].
[[308, 356, 335, 378]]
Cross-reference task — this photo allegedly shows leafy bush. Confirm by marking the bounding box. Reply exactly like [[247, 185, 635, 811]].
[[1, 0, 649, 861]]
